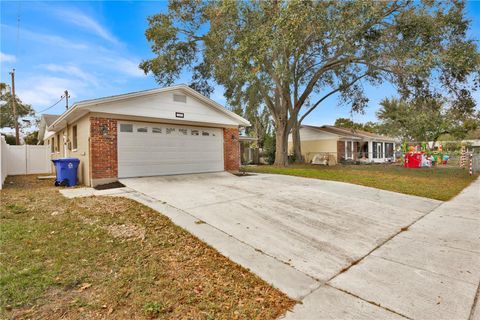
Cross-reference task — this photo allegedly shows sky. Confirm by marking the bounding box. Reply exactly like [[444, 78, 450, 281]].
[[1, 0, 480, 128]]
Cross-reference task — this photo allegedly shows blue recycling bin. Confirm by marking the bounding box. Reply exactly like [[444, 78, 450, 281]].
[[52, 158, 80, 187]]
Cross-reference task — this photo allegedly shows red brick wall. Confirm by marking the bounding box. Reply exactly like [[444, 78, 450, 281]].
[[223, 128, 240, 171], [337, 141, 345, 161], [90, 117, 118, 180]]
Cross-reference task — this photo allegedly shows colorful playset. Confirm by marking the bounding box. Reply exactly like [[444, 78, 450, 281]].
[[402, 142, 449, 168]]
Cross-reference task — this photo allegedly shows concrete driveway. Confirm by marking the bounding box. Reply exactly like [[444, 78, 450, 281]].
[[59, 172, 479, 319], [121, 173, 440, 286]]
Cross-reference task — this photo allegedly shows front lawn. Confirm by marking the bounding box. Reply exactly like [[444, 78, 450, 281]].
[[0, 175, 294, 319], [244, 164, 477, 201]]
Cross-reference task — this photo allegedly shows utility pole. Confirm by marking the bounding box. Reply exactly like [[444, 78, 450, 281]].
[[63, 90, 70, 109], [10, 69, 20, 145]]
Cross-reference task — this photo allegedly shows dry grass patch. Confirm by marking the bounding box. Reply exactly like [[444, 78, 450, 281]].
[[0, 175, 294, 319]]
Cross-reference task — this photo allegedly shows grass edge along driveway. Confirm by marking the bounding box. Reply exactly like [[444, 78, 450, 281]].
[[0, 175, 294, 319], [243, 164, 478, 201]]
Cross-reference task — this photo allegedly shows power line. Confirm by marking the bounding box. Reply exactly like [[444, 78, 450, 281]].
[[37, 97, 64, 114], [16, 2, 21, 59]]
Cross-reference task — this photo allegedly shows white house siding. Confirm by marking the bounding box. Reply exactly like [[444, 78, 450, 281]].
[[89, 89, 240, 127]]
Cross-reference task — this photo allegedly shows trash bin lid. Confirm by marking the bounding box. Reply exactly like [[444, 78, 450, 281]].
[[56, 157, 80, 163]]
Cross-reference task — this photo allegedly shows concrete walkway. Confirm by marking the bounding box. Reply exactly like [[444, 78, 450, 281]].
[[283, 177, 480, 320]]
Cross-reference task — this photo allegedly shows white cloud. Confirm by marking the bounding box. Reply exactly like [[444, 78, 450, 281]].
[[16, 76, 87, 111], [0, 52, 16, 63], [101, 56, 145, 77], [38, 63, 98, 86], [53, 9, 120, 45], [1, 24, 89, 50]]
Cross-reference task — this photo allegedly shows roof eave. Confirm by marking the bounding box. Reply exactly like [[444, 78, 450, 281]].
[[49, 85, 250, 128]]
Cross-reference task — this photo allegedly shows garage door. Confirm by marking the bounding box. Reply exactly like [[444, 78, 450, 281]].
[[118, 122, 224, 178]]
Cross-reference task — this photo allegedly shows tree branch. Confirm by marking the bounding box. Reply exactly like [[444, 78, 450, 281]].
[[299, 73, 368, 124]]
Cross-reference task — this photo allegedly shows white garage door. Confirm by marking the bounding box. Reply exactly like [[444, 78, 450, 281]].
[[118, 122, 224, 178]]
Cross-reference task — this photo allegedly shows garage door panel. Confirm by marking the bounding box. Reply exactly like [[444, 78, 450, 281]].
[[120, 163, 222, 177], [120, 154, 223, 164], [118, 122, 224, 178]]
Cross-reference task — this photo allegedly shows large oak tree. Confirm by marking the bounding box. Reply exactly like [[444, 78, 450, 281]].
[[377, 97, 479, 142], [140, 0, 479, 166]]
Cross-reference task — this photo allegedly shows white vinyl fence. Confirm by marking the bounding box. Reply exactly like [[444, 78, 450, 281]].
[[0, 137, 52, 189], [0, 137, 7, 188]]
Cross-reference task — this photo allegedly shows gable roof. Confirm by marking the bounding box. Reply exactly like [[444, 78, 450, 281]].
[[42, 114, 60, 126], [37, 114, 60, 142], [48, 84, 250, 131], [302, 125, 396, 142]]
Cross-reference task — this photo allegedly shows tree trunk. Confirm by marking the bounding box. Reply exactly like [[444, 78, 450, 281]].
[[291, 121, 304, 163], [274, 118, 289, 166]]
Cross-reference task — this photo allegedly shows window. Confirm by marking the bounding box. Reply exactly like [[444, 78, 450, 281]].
[[56, 134, 60, 153], [137, 126, 148, 133], [166, 128, 175, 134], [385, 143, 394, 158], [202, 131, 210, 136], [345, 141, 353, 159], [152, 127, 162, 133], [120, 124, 133, 132], [191, 130, 199, 136], [373, 142, 383, 159], [179, 128, 188, 135], [51, 137, 55, 153], [173, 94, 187, 103], [72, 125, 78, 150]]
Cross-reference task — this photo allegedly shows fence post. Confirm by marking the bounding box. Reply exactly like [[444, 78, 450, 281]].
[[460, 145, 466, 168], [469, 153, 473, 176]]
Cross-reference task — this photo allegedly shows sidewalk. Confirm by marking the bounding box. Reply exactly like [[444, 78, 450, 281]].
[[284, 177, 480, 320]]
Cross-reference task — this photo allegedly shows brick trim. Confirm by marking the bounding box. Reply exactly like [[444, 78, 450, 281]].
[[90, 117, 118, 180], [223, 128, 240, 171]]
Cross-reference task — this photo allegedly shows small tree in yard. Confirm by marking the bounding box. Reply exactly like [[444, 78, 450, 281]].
[[140, 0, 479, 166]]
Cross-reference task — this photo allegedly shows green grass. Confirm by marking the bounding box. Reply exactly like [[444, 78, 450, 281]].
[[244, 164, 478, 201], [0, 175, 293, 319]]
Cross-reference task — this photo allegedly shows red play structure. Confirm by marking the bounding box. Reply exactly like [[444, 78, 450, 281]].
[[404, 152, 422, 168]]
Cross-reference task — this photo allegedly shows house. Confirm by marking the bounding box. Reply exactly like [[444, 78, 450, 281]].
[[37, 114, 60, 145], [288, 125, 397, 165], [37, 85, 250, 187]]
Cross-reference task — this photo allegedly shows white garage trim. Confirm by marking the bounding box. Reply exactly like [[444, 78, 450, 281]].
[[118, 121, 224, 178]]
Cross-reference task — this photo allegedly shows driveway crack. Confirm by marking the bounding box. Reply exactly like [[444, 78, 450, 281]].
[[325, 284, 412, 320]]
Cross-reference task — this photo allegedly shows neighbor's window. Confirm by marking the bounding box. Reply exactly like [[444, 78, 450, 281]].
[[385, 143, 394, 158], [166, 128, 175, 134], [56, 134, 60, 152], [152, 127, 162, 133], [120, 124, 133, 133], [72, 125, 78, 150], [137, 126, 148, 133], [191, 130, 199, 136], [346, 141, 353, 159], [51, 137, 55, 153]]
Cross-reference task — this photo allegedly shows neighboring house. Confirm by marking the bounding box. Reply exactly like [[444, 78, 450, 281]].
[[37, 85, 250, 187], [288, 125, 397, 165], [37, 114, 60, 145]]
